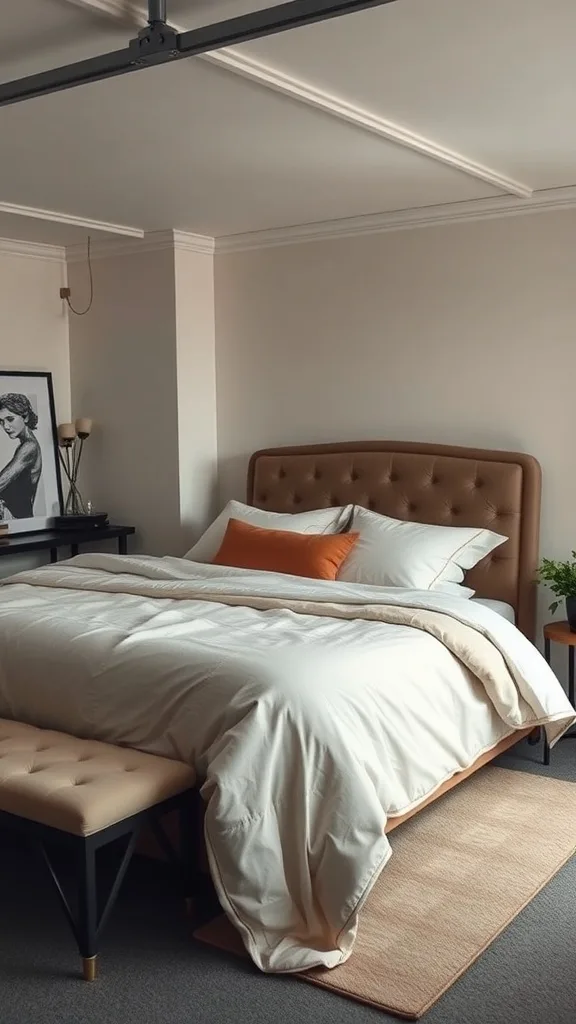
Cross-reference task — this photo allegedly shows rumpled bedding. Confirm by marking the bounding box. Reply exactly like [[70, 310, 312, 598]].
[[0, 554, 573, 972]]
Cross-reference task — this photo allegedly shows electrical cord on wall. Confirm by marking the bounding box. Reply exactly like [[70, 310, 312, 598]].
[[64, 236, 94, 316]]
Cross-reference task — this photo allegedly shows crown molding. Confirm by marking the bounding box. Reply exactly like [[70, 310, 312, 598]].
[[0, 200, 144, 240], [10, 185, 576, 266], [0, 237, 66, 262], [66, 236, 147, 263], [60, 0, 532, 199], [215, 185, 576, 253], [172, 230, 215, 257], [66, 229, 214, 263]]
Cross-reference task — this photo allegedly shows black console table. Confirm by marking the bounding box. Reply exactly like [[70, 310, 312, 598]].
[[0, 525, 135, 563]]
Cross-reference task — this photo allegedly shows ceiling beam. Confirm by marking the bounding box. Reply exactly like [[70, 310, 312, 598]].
[[56, 0, 532, 198]]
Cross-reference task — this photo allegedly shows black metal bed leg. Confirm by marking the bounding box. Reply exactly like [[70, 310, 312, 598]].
[[543, 637, 552, 766], [527, 727, 540, 746], [77, 841, 98, 981]]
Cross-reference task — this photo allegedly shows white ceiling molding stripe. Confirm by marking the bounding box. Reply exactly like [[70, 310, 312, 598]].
[[203, 49, 533, 199], [66, 228, 214, 262], [215, 184, 576, 253], [0, 237, 66, 262], [58, 0, 532, 199], [0, 201, 144, 239]]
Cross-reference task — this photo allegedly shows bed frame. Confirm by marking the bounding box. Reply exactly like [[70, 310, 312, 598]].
[[247, 439, 543, 830]]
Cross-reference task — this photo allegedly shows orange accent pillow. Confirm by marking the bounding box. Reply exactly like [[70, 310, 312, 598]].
[[212, 518, 359, 581]]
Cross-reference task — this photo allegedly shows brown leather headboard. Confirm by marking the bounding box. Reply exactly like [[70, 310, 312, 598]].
[[247, 440, 541, 641]]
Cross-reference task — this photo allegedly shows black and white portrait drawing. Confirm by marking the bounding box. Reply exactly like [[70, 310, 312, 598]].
[[0, 372, 62, 533]]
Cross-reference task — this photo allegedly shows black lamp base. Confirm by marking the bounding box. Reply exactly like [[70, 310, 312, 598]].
[[53, 513, 109, 531]]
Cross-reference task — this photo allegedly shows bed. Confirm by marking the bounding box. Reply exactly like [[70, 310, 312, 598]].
[[247, 439, 542, 831], [0, 439, 573, 975]]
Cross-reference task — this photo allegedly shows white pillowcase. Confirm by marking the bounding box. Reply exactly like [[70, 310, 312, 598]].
[[184, 500, 352, 564], [434, 581, 476, 600], [337, 506, 506, 591]]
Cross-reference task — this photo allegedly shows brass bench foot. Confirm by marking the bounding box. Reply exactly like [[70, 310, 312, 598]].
[[82, 956, 98, 982]]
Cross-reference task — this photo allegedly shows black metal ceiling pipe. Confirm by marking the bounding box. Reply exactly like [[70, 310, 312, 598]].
[[178, 0, 400, 54], [148, 0, 167, 25], [0, 0, 399, 109]]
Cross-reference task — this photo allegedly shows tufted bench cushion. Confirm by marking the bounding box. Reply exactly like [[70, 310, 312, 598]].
[[0, 719, 199, 981], [0, 719, 196, 836]]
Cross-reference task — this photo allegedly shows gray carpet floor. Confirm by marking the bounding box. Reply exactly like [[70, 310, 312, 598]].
[[1, 736, 575, 1024]]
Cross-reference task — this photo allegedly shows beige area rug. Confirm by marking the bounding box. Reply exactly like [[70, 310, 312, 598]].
[[194, 767, 576, 1019]]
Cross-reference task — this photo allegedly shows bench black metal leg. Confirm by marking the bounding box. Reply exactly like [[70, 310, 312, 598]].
[[78, 841, 98, 981], [4, 789, 195, 981], [96, 827, 141, 941], [149, 801, 199, 903], [180, 790, 202, 910]]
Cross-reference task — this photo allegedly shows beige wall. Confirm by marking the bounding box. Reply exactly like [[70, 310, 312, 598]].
[[69, 247, 181, 554], [0, 251, 70, 574], [215, 209, 576, 626], [0, 252, 70, 419], [69, 244, 217, 556], [174, 247, 218, 553]]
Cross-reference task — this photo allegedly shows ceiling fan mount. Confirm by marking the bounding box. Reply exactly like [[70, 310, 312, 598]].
[[0, 0, 399, 108]]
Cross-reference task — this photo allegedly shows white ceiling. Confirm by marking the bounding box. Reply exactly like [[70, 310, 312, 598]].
[[0, 0, 574, 244]]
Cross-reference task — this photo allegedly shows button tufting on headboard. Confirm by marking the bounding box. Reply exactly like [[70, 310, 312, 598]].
[[246, 440, 542, 641]]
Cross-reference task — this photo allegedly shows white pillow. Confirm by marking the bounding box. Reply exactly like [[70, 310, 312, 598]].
[[337, 506, 506, 591], [184, 500, 353, 563]]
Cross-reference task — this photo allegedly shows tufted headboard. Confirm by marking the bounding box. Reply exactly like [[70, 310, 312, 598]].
[[247, 440, 542, 640]]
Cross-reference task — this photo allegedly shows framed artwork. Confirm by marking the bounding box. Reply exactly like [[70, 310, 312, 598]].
[[0, 371, 63, 534]]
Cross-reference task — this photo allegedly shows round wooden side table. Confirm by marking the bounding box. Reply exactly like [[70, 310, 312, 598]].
[[542, 621, 576, 763]]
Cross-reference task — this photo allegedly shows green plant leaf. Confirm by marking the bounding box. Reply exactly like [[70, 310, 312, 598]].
[[537, 554, 576, 598]]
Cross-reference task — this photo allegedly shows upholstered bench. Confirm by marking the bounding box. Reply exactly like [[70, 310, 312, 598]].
[[0, 719, 197, 981]]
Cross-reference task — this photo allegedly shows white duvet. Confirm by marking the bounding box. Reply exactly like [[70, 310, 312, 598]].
[[0, 554, 573, 973]]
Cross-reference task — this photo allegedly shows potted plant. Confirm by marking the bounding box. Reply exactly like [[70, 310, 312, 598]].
[[538, 553, 576, 631]]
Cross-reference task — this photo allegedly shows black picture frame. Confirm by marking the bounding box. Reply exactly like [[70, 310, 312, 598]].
[[0, 370, 63, 534]]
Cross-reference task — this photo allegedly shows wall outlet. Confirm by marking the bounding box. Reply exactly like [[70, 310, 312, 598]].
[[60, 287, 71, 300]]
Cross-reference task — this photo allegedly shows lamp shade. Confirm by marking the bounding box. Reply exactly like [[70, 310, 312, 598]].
[[75, 418, 93, 438], [58, 422, 76, 441]]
